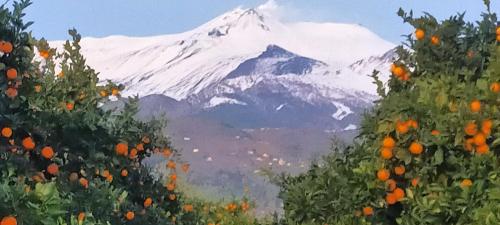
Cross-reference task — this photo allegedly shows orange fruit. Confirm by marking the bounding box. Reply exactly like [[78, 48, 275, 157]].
[[491, 82, 500, 93], [39, 50, 49, 59], [407, 119, 418, 129], [170, 173, 177, 181], [6, 68, 17, 80], [167, 160, 176, 169], [0, 216, 17, 225], [79, 178, 89, 188], [394, 165, 405, 175], [431, 130, 440, 136], [476, 144, 489, 154], [166, 183, 175, 191], [497, 26, 500, 35], [106, 174, 113, 182], [112, 88, 119, 96], [183, 204, 194, 212], [47, 163, 59, 175], [481, 119, 493, 135], [415, 28, 425, 40], [102, 170, 110, 178], [411, 177, 419, 187], [362, 207, 373, 216], [473, 133, 486, 146], [0, 41, 13, 53], [497, 34, 500, 42], [460, 179, 473, 188], [395, 121, 409, 134], [163, 149, 172, 158], [470, 100, 481, 113], [464, 122, 478, 136], [409, 141, 423, 155], [1, 127, 12, 138], [136, 143, 144, 151], [129, 148, 138, 159], [78, 212, 85, 222], [377, 169, 390, 181], [41, 146, 54, 159], [115, 142, 128, 156], [393, 66, 405, 77], [393, 188, 405, 200], [430, 35, 440, 45], [382, 136, 396, 148], [386, 193, 397, 205], [241, 201, 250, 211], [125, 211, 135, 221], [386, 179, 397, 191], [34, 85, 42, 93], [168, 194, 176, 201], [22, 137, 35, 150], [66, 102, 74, 111], [401, 72, 410, 81], [144, 197, 153, 208], [380, 148, 393, 159], [5, 87, 18, 98], [121, 169, 128, 177]]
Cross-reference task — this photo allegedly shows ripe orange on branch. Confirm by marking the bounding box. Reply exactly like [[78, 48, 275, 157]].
[[47, 163, 59, 175], [377, 169, 390, 181], [382, 136, 396, 148], [362, 207, 373, 216], [469, 100, 481, 113], [409, 141, 423, 155], [415, 28, 425, 40], [41, 146, 55, 159], [1, 127, 13, 138], [115, 142, 128, 156], [0, 40, 13, 53], [6, 68, 17, 80], [22, 137, 35, 150], [0, 216, 17, 225], [380, 148, 393, 159]]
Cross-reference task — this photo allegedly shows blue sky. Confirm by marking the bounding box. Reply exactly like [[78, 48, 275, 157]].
[[23, 0, 499, 44]]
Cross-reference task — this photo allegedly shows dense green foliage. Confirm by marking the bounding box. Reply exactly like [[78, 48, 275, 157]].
[[0, 1, 257, 225], [278, 5, 500, 225]]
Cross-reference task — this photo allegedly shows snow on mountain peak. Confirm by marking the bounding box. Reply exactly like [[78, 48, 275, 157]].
[[48, 2, 395, 101]]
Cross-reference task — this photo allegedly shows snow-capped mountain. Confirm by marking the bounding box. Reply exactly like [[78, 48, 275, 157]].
[[50, 2, 394, 103], [49, 1, 397, 131]]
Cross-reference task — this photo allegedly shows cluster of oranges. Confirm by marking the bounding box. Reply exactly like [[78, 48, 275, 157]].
[[463, 100, 493, 155], [415, 28, 440, 45], [390, 64, 410, 81], [112, 137, 193, 221], [1, 40, 20, 99], [1, 127, 62, 178]]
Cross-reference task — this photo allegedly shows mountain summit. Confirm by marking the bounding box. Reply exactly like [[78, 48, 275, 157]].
[[52, 3, 394, 101]]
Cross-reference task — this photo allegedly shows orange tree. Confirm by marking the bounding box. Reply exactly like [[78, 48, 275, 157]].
[[277, 3, 500, 225], [0, 1, 260, 225], [0, 1, 202, 224]]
